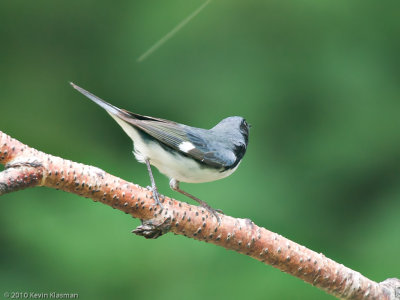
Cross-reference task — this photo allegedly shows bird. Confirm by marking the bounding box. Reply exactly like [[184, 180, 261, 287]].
[[70, 82, 250, 219]]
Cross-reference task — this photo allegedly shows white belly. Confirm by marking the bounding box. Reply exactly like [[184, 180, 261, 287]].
[[144, 140, 238, 183]]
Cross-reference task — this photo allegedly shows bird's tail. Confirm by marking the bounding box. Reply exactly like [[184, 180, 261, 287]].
[[70, 82, 130, 119]]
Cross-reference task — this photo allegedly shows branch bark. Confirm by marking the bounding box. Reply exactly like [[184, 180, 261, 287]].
[[0, 130, 398, 300]]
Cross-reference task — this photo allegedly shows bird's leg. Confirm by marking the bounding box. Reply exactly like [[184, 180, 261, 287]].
[[169, 179, 221, 222], [145, 159, 163, 209]]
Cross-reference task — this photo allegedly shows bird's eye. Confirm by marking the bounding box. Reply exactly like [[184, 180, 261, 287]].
[[240, 119, 250, 132], [244, 120, 252, 128]]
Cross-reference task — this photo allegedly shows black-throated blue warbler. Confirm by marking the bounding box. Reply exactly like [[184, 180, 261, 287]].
[[71, 83, 250, 218]]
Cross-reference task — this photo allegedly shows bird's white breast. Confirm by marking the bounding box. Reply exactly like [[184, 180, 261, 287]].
[[146, 141, 238, 183]]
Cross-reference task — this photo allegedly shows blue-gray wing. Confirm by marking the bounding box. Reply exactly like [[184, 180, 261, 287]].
[[131, 120, 236, 169], [69, 83, 237, 167]]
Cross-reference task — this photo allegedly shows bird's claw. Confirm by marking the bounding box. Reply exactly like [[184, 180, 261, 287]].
[[200, 203, 221, 223], [215, 208, 224, 214], [150, 187, 163, 210]]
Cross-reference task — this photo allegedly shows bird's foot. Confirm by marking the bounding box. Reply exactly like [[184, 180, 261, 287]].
[[150, 186, 163, 210], [200, 202, 221, 224], [144, 159, 163, 210], [169, 179, 221, 223], [215, 208, 224, 214]]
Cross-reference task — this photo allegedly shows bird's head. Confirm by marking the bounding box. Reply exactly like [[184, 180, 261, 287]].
[[212, 116, 250, 147]]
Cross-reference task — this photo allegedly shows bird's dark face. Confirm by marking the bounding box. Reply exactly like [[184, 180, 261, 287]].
[[232, 118, 250, 166], [212, 116, 250, 146], [239, 118, 250, 146], [211, 116, 250, 169]]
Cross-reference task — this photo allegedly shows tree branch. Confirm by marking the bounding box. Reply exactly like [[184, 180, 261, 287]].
[[0, 130, 398, 300]]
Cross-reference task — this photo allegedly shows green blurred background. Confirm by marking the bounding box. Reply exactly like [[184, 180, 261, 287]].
[[1, 0, 399, 299]]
